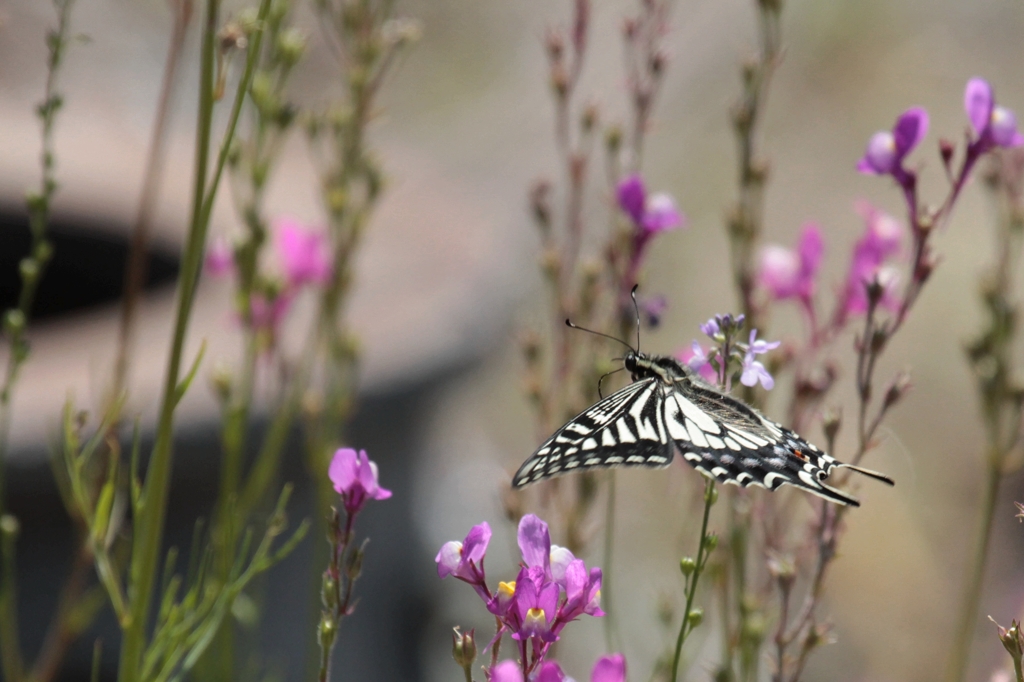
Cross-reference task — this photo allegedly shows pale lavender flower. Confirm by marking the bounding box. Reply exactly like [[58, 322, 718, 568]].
[[740, 329, 779, 390], [518, 513, 552, 575], [699, 317, 720, 338], [677, 342, 716, 382], [549, 545, 575, 586], [512, 568, 560, 642], [435, 522, 491, 582]]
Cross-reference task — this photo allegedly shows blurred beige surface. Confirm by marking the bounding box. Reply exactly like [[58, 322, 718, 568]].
[[2, 0, 1024, 680]]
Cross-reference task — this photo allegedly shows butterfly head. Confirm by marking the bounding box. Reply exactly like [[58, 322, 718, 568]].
[[623, 350, 654, 381]]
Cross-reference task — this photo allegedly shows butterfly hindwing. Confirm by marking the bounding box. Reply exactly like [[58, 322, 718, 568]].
[[662, 382, 859, 506], [511, 379, 674, 487]]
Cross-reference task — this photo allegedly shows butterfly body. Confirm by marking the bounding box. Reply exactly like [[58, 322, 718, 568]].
[[513, 351, 893, 506]]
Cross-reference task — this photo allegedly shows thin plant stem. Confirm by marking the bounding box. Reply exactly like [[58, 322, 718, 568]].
[[603, 471, 618, 652], [117, 0, 271, 677], [946, 460, 1003, 682], [671, 479, 716, 682]]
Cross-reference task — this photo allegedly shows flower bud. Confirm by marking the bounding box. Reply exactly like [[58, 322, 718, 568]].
[[581, 102, 598, 132], [822, 409, 841, 447], [345, 542, 366, 581], [4, 310, 25, 337], [703, 533, 719, 552], [883, 371, 912, 410], [605, 124, 622, 153], [0, 514, 20, 540], [679, 556, 696, 576], [939, 138, 955, 168], [704, 484, 718, 506], [19, 257, 39, 283], [687, 607, 704, 628], [452, 627, 477, 669], [218, 21, 248, 54], [991, 618, 1024, 660], [276, 28, 307, 67]]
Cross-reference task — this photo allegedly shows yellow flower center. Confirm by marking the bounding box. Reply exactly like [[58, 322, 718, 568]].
[[498, 581, 516, 598]]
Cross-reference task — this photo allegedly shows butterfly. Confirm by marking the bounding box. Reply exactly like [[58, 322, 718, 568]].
[[512, 347, 894, 506]]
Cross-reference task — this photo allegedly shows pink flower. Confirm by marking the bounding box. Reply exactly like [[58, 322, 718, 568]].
[[591, 654, 626, 682], [677, 342, 716, 382], [857, 107, 929, 177], [205, 237, 234, 277], [965, 78, 1024, 152], [274, 217, 333, 288], [490, 660, 524, 682], [328, 448, 391, 517], [512, 568, 560, 642], [518, 513, 552, 575], [536, 662, 566, 682], [758, 222, 824, 309], [840, 203, 905, 317]]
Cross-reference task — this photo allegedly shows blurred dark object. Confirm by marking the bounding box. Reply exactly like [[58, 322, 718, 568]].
[[0, 205, 179, 320]]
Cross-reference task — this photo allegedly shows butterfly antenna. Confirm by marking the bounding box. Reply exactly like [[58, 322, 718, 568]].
[[597, 367, 625, 399], [630, 284, 641, 352], [565, 319, 635, 352]]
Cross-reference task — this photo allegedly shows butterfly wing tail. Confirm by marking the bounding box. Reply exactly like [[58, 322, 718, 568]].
[[838, 463, 895, 486]]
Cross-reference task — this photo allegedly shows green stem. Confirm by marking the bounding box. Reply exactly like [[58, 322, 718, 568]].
[[118, 0, 272, 676], [945, 453, 1004, 682], [602, 471, 617, 653], [1014, 653, 1023, 682], [671, 479, 716, 682]]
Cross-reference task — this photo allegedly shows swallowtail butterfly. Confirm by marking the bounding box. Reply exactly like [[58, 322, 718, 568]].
[[513, 348, 894, 506]]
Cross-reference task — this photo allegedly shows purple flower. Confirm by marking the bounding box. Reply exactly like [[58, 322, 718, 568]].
[[591, 654, 627, 682], [677, 342, 716, 382], [490, 660, 524, 682], [857, 107, 929, 177], [512, 568, 559, 642], [740, 329, 779, 390], [616, 174, 685, 236], [758, 222, 824, 308], [328, 448, 392, 517], [205, 237, 234, 277], [840, 202, 905, 317], [699, 317, 720, 338], [965, 78, 1024, 152], [435, 522, 491, 584], [556, 559, 604, 623], [274, 217, 333, 288]]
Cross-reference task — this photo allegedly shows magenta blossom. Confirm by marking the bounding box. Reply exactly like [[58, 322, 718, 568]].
[[840, 202, 905, 317], [274, 217, 333, 288], [677, 342, 716, 382], [436, 522, 491, 600], [857, 107, 929, 180], [616, 174, 685, 236], [740, 329, 779, 390], [247, 292, 292, 334], [965, 78, 1024, 152], [535, 655, 627, 682], [512, 567, 560, 642], [328, 448, 392, 517], [490, 660, 524, 682], [205, 237, 234, 277], [758, 222, 824, 310], [591, 654, 627, 682]]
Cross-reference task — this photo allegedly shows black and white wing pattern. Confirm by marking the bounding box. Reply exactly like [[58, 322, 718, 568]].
[[512, 353, 893, 506], [512, 379, 675, 487], [659, 380, 878, 506]]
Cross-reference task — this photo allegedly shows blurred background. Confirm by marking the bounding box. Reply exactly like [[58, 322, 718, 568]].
[[2, 0, 1024, 680]]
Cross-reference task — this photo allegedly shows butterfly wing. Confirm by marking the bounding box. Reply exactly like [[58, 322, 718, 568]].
[[662, 381, 863, 506], [512, 378, 675, 488]]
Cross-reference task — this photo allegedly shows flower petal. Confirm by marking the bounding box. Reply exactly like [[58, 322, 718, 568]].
[[965, 77, 994, 136], [435, 541, 463, 579], [892, 107, 929, 158], [591, 654, 626, 682], [328, 448, 359, 494], [537, 662, 566, 682], [517, 514, 551, 573], [462, 522, 492, 565], [491, 660, 524, 682], [616, 175, 647, 225]]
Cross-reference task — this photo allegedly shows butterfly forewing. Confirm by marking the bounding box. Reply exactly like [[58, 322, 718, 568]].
[[511, 379, 674, 487]]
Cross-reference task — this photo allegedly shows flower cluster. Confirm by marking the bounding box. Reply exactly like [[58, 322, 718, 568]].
[[757, 222, 823, 314], [436, 514, 604, 676], [205, 217, 333, 338], [684, 314, 780, 390]]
